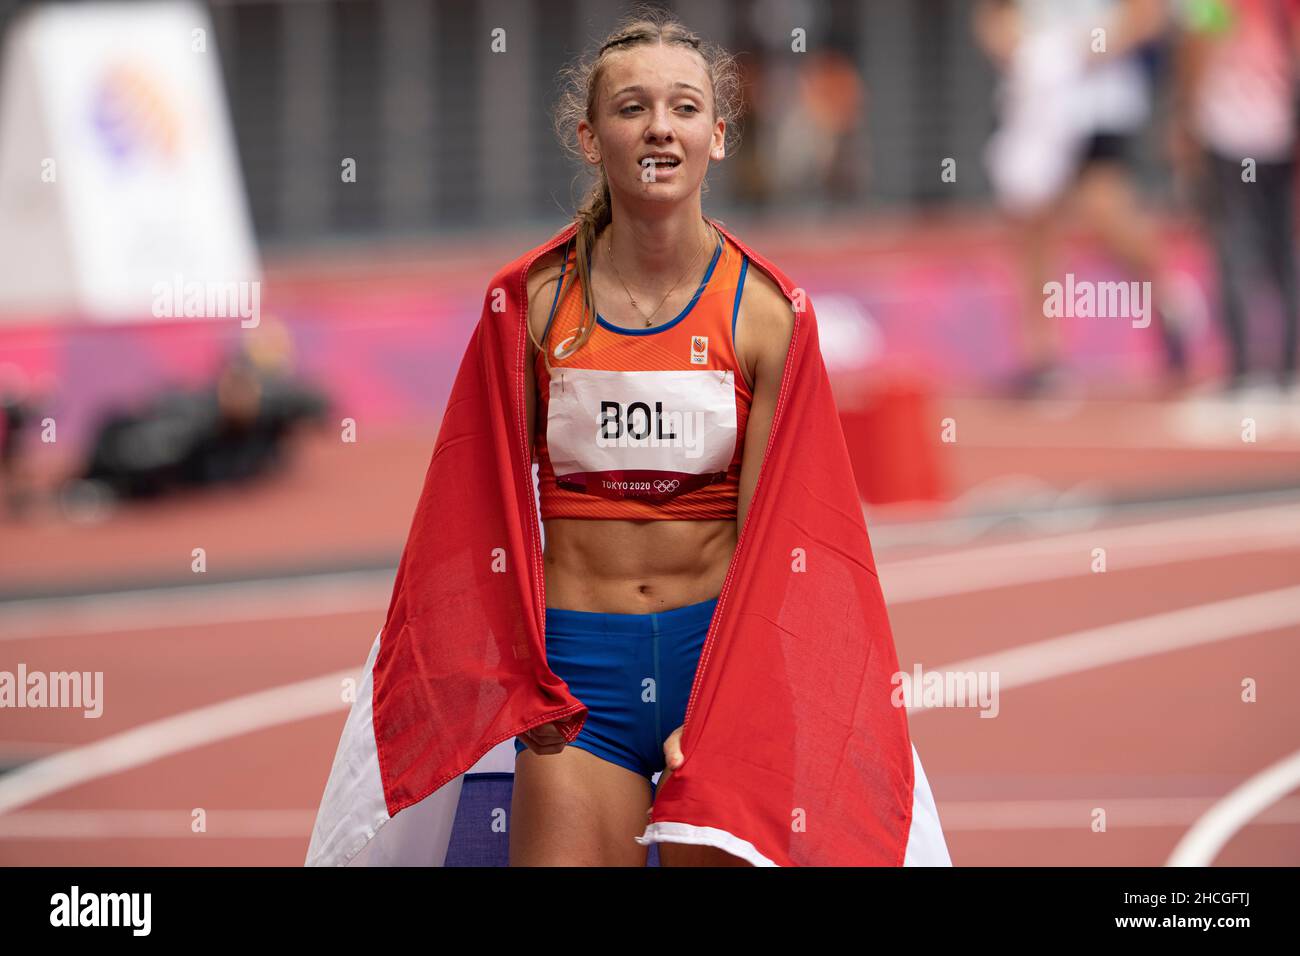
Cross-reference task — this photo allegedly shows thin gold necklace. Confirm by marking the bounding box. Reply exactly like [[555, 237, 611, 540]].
[[607, 220, 718, 327]]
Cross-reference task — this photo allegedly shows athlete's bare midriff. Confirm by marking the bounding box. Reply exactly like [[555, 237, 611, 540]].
[[524, 237, 783, 617], [541, 516, 734, 614]]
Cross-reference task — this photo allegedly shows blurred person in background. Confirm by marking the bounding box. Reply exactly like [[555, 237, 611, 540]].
[[976, 0, 1191, 397], [1170, 0, 1300, 398], [737, 0, 864, 210], [730, 52, 767, 205], [769, 46, 864, 207], [0, 362, 45, 519], [63, 318, 329, 514]]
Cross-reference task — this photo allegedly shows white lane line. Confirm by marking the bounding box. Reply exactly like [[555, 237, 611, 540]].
[[939, 797, 1300, 831], [935, 435, 1300, 450], [0, 809, 316, 839], [6, 797, 1300, 839], [5, 502, 1299, 644], [908, 584, 1300, 704], [931, 396, 1300, 448], [0, 670, 356, 816], [3, 583, 1297, 818], [0, 572, 393, 642], [869, 485, 1300, 553], [880, 503, 1300, 603], [1166, 749, 1300, 866], [887, 502, 1300, 570]]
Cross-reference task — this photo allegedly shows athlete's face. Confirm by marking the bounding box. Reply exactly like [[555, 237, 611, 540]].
[[579, 44, 725, 204]]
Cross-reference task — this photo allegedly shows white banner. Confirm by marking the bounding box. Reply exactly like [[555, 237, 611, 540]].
[[0, 1, 259, 322]]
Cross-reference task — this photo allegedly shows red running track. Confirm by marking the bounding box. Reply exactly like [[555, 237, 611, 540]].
[[1, 400, 1298, 866]]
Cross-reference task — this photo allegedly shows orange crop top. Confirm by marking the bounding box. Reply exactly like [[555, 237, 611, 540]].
[[533, 230, 754, 520]]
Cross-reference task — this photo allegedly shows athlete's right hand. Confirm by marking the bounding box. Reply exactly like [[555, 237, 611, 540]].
[[517, 722, 567, 756]]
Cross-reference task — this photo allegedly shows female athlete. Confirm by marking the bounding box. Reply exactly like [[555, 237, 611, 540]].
[[508, 9, 794, 866]]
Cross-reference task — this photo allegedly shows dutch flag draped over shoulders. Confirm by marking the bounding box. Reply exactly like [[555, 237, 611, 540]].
[[304, 219, 952, 867]]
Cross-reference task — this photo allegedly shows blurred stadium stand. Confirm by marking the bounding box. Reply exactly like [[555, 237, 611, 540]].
[[0, 0, 1032, 243]]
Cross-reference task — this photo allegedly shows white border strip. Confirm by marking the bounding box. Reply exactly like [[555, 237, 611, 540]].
[[634, 822, 776, 866]]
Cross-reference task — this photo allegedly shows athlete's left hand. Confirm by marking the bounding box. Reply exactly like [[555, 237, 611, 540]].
[[662, 724, 685, 772]]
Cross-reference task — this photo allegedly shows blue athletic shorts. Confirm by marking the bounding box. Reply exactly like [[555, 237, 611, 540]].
[[514, 596, 717, 780]]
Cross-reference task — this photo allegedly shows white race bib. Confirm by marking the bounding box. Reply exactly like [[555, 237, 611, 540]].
[[546, 367, 738, 501]]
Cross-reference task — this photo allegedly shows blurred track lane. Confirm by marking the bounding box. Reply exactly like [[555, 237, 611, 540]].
[[1, 402, 1297, 865], [1, 494, 1297, 864]]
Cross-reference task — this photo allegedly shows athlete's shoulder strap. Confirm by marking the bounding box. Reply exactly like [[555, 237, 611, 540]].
[[539, 238, 573, 349], [731, 254, 750, 343]]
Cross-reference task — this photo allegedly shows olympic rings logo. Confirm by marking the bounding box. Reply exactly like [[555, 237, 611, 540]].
[[652, 479, 680, 494]]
